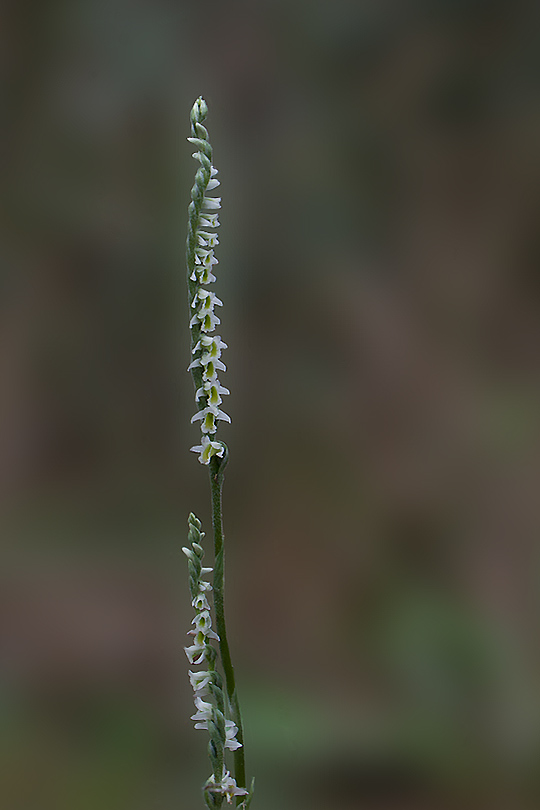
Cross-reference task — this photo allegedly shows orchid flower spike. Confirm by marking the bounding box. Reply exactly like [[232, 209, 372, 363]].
[[186, 96, 230, 465], [183, 512, 242, 800]]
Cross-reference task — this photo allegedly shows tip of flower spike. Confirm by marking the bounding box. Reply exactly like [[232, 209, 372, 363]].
[[190, 96, 207, 124], [188, 513, 202, 530]]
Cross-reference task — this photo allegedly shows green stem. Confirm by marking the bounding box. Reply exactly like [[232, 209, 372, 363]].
[[209, 453, 246, 796]]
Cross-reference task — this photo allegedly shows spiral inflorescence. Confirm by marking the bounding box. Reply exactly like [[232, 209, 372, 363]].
[[186, 98, 230, 465], [183, 513, 247, 808]]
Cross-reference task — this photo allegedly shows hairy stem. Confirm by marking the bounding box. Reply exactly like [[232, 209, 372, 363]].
[[209, 452, 246, 795]]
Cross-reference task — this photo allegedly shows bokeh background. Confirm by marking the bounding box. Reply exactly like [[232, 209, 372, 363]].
[[1, 1, 540, 808]]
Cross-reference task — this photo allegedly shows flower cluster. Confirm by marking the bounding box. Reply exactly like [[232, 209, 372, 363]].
[[183, 513, 246, 807], [205, 768, 249, 806], [186, 97, 230, 465]]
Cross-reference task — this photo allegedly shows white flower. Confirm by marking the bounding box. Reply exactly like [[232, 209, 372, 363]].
[[190, 436, 225, 465], [208, 770, 249, 804], [198, 579, 213, 591], [189, 670, 213, 693], [191, 263, 217, 285], [202, 358, 227, 379], [206, 177, 220, 190], [200, 337, 228, 366], [224, 719, 242, 751], [198, 231, 219, 247], [206, 358, 227, 376], [191, 289, 222, 310], [192, 592, 210, 611], [184, 640, 206, 665], [199, 213, 220, 228], [193, 334, 227, 356], [190, 309, 221, 332], [203, 196, 221, 210], [191, 696, 214, 729], [195, 380, 230, 408], [195, 248, 219, 266], [191, 404, 231, 434], [188, 610, 220, 641]]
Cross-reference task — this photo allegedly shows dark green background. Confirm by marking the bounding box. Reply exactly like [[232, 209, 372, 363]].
[[1, 1, 539, 808]]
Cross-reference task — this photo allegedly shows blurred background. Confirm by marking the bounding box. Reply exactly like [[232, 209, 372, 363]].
[[1, 0, 539, 808]]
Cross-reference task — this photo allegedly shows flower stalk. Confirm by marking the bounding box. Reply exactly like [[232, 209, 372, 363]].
[[184, 97, 253, 808]]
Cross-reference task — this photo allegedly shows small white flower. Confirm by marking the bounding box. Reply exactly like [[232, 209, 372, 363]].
[[198, 232, 219, 248], [189, 670, 213, 693], [203, 292, 223, 311], [184, 640, 206, 665], [199, 213, 220, 228], [203, 196, 221, 210], [191, 404, 231, 434], [193, 334, 228, 359], [201, 340, 228, 366], [188, 610, 220, 640], [206, 178, 220, 190], [191, 696, 214, 729], [190, 436, 225, 465], [202, 358, 227, 379], [191, 289, 220, 309], [195, 380, 230, 407], [191, 264, 217, 285], [224, 719, 242, 751], [192, 592, 210, 611], [208, 770, 249, 804], [190, 610, 212, 631], [195, 248, 218, 266], [198, 579, 213, 591], [190, 310, 221, 332]]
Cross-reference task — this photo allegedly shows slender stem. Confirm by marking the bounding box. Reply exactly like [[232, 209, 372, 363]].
[[209, 453, 246, 795]]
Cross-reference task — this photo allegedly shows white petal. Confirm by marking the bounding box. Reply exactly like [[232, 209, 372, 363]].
[[197, 268, 217, 285], [184, 645, 206, 665], [199, 213, 220, 228], [199, 580, 213, 591], [203, 197, 221, 210]]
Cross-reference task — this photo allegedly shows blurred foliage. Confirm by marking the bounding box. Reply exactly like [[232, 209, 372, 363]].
[[1, 0, 540, 808]]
